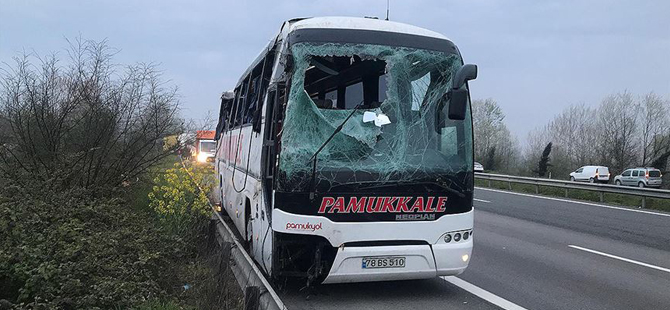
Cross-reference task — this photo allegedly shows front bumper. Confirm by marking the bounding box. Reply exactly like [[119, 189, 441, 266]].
[[273, 209, 474, 284], [322, 240, 472, 284]]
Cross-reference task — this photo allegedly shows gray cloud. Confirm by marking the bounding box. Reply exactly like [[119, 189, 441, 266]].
[[1, 0, 668, 141]]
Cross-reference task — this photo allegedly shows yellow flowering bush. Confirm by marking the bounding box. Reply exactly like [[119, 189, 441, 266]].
[[148, 163, 214, 236]]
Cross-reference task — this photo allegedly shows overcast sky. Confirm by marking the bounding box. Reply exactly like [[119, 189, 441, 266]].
[[1, 0, 669, 143]]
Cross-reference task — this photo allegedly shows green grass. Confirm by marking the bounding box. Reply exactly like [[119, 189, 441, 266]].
[[475, 179, 670, 212]]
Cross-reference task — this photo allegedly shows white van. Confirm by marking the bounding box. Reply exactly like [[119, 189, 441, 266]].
[[569, 166, 610, 183]]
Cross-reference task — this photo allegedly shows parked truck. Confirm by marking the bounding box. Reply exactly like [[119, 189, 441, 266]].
[[194, 130, 216, 163]]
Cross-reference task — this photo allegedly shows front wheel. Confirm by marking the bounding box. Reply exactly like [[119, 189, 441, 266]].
[[615, 180, 621, 186], [589, 178, 595, 183], [638, 182, 645, 188], [570, 176, 575, 182]]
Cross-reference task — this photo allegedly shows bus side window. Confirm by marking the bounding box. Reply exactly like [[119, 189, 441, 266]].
[[252, 52, 276, 133], [245, 76, 261, 124], [235, 78, 250, 127], [230, 86, 242, 128]]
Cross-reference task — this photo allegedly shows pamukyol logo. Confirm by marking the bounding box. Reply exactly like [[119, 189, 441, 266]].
[[285, 222, 323, 231]]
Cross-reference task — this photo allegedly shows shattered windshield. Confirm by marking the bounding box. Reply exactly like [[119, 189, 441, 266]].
[[277, 42, 473, 192]]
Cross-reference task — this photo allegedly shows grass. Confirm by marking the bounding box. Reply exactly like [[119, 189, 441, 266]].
[[475, 179, 670, 212]]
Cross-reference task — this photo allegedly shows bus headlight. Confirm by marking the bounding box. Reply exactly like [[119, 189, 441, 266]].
[[441, 229, 472, 243]]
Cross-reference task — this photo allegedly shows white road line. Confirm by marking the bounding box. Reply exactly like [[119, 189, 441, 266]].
[[475, 187, 670, 218], [568, 245, 670, 274], [474, 198, 491, 203], [442, 276, 528, 310]]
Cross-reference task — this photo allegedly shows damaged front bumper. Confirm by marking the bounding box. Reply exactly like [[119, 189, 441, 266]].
[[272, 208, 473, 284]]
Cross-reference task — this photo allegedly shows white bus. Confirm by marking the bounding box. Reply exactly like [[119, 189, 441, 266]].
[[215, 16, 477, 286]]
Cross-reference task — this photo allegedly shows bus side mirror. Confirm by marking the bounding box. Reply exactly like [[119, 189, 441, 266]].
[[447, 88, 468, 120], [447, 64, 478, 120]]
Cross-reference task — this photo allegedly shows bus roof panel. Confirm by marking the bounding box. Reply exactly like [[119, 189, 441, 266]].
[[287, 16, 451, 41]]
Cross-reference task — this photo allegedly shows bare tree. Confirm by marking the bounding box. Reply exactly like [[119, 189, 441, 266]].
[[522, 126, 549, 176], [471, 98, 521, 173], [527, 92, 669, 180], [597, 92, 640, 173], [529, 104, 599, 178], [472, 98, 505, 162], [547, 104, 598, 167], [639, 92, 669, 166], [494, 125, 521, 173], [184, 110, 217, 133], [0, 38, 183, 189]]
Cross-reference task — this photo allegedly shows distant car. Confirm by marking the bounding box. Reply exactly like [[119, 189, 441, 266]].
[[614, 167, 663, 188], [569, 165, 610, 183], [474, 162, 484, 172]]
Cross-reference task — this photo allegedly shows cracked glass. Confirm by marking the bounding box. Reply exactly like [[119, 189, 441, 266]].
[[277, 42, 473, 192]]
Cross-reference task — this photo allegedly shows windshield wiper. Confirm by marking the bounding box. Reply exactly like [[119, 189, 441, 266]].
[[437, 175, 468, 197], [308, 100, 365, 199]]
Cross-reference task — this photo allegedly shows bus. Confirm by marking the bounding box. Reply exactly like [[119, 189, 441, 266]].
[[215, 16, 477, 286]]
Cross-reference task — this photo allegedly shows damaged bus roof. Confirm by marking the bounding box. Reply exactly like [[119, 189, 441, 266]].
[[236, 16, 460, 86]]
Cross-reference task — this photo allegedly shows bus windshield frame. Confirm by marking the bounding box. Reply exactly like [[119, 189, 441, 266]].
[[276, 37, 473, 194]]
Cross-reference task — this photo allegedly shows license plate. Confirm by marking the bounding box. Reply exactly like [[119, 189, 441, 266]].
[[362, 256, 406, 269]]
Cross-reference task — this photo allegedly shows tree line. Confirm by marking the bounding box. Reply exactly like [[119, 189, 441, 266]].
[[472, 92, 670, 183]]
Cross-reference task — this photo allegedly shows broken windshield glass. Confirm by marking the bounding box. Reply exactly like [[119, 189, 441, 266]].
[[277, 42, 473, 192]]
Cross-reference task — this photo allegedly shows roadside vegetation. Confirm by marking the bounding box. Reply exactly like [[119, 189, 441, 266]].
[[473, 96, 670, 211], [472, 94, 670, 189], [0, 39, 241, 309]]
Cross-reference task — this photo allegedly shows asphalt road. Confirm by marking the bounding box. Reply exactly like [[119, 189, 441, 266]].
[[281, 188, 670, 310], [279, 277, 500, 310], [460, 188, 670, 310]]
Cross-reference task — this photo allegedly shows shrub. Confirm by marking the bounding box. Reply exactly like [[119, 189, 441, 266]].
[[0, 38, 182, 190], [148, 163, 213, 239], [0, 183, 182, 309]]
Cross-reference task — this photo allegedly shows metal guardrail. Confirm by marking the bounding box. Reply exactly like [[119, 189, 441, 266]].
[[475, 172, 670, 208], [180, 156, 286, 310], [211, 211, 286, 310]]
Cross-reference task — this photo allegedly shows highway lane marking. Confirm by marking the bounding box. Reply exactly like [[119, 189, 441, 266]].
[[568, 245, 670, 274], [475, 187, 670, 218], [474, 198, 491, 203], [442, 276, 528, 310]]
